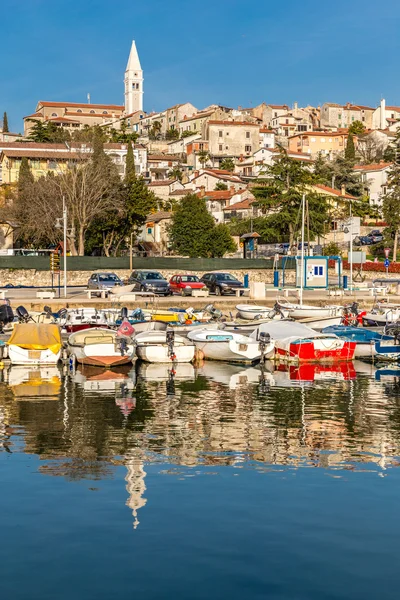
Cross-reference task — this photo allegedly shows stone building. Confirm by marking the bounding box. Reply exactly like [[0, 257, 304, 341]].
[[320, 102, 375, 129], [205, 120, 260, 165]]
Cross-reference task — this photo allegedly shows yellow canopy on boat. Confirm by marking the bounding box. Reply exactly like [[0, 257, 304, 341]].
[[7, 323, 62, 355]]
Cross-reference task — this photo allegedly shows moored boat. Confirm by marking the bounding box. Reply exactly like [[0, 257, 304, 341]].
[[7, 323, 62, 365], [187, 329, 272, 364], [322, 325, 395, 359], [277, 300, 343, 320], [67, 328, 135, 367], [254, 321, 355, 363], [236, 304, 289, 321], [134, 330, 195, 363]]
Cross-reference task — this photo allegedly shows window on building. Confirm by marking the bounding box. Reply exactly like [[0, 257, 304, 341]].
[[285, 119, 289, 124], [48, 160, 57, 169], [311, 137, 316, 143], [77, 109, 82, 113], [103, 111, 108, 114], [225, 146, 229, 150], [321, 138, 326, 143], [274, 112, 278, 117], [246, 131, 250, 138], [298, 125, 307, 132], [351, 116, 354, 121], [245, 145, 252, 152], [383, 186, 387, 195], [392, 113, 395, 119], [219, 130, 223, 137], [90, 110, 95, 114], [219, 144, 223, 151], [313, 266, 324, 276], [51, 113, 58, 117], [338, 114, 342, 119]]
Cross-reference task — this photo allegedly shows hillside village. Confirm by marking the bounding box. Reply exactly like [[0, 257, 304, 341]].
[[0, 41, 399, 256]]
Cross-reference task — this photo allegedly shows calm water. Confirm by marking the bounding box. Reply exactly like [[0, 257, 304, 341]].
[[2, 360, 400, 600]]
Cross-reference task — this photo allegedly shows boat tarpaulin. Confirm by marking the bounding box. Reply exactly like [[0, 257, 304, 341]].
[[7, 323, 62, 355]]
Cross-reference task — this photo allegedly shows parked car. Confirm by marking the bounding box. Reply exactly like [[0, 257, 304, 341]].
[[200, 272, 244, 296], [368, 230, 384, 243], [128, 270, 171, 295], [169, 274, 206, 296], [354, 231, 383, 246], [87, 272, 122, 294]]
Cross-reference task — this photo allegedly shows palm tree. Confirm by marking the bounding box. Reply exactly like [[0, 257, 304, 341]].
[[197, 150, 210, 168], [168, 165, 183, 182]]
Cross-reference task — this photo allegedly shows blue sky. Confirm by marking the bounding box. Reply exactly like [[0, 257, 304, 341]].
[[2, 0, 400, 132]]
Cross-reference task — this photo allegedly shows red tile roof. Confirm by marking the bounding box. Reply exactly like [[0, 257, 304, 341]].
[[0, 149, 83, 160], [354, 163, 392, 171], [38, 101, 124, 110], [198, 190, 236, 199], [148, 179, 178, 186], [48, 116, 81, 123], [314, 184, 357, 199], [386, 106, 400, 112], [64, 111, 114, 117], [223, 198, 253, 211]]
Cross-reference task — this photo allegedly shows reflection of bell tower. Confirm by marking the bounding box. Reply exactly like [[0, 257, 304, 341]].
[[125, 449, 147, 529]]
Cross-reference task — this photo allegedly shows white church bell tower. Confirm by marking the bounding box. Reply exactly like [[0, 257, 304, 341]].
[[124, 41, 143, 114]]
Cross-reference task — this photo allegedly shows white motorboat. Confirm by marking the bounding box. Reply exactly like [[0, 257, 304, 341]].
[[7, 323, 62, 365], [277, 300, 343, 320], [134, 331, 195, 363], [235, 304, 289, 321], [61, 308, 109, 333], [68, 328, 135, 367], [187, 329, 273, 364], [363, 304, 400, 327], [254, 321, 356, 363], [298, 314, 343, 331]]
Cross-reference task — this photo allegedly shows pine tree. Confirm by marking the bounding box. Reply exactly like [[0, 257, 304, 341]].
[[125, 142, 136, 184], [345, 132, 356, 160], [2, 112, 9, 133], [170, 194, 235, 257]]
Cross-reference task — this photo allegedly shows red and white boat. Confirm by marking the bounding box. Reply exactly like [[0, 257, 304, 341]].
[[255, 321, 356, 363]]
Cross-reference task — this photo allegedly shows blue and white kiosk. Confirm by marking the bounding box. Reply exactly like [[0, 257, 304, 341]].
[[281, 255, 342, 289]]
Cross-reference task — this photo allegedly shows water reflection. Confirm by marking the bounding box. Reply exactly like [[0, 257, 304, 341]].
[[2, 360, 400, 529]]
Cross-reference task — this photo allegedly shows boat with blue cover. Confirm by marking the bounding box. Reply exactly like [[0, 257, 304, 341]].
[[322, 325, 399, 360]]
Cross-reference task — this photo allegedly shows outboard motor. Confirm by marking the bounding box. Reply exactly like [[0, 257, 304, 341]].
[[204, 304, 223, 321], [342, 302, 365, 327], [166, 330, 176, 361], [16, 305, 31, 323], [0, 301, 14, 333], [258, 331, 271, 363], [120, 307, 128, 321]]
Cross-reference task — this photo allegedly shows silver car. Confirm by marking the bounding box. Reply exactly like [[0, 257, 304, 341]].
[[87, 272, 122, 294]]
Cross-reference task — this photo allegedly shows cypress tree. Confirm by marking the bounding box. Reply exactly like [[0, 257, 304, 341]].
[[18, 157, 34, 196], [2, 112, 9, 133], [125, 142, 136, 184], [345, 132, 356, 160]]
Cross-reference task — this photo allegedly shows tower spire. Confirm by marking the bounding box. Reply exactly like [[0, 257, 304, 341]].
[[124, 40, 143, 115]]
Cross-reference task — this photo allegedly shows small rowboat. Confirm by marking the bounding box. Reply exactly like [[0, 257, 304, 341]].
[[134, 331, 195, 363], [68, 328, 135, 367], [188, 329, 273, 364], [235, 304, 289, 321], [277, 300, 343, 320]]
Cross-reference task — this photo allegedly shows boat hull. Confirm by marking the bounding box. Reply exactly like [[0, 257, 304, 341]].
[[8, 346, 61, 365], [135, 344, 194, 363], [275, 339, 356, 363], [279, 303, 343, 320]]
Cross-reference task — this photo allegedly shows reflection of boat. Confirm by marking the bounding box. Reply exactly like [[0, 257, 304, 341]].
[[72, 365, 135, 391], [255, 321, 355, 363], [136, 361, 195, 381], [7, 323, 62, 365], [198, 362, 266, 389], [6, 366, 61, 399], [68, 328, 135, 367], [134, 331, 195, 363], [284, 362, 357, 382], [188, 329, 268, 364]]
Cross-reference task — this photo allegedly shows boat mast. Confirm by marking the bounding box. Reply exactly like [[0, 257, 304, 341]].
[[299, 193, 305, 306]]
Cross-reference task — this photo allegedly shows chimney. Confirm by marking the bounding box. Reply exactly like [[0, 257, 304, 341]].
[[199, 185, 206, 197], [380, 98, 386, 130], [194, 170, 199, 178], [341, 185, 346, 197], [230, 185, 235, 194]]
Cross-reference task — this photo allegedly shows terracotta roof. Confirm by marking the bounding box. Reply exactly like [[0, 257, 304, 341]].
[[223, 198, 253, 211], [268, 105, 289, 109], [314, 184, 357, 199], [354, 163, 392, 171], [24, 112, 44, 120], [208, 120, 259, 127], [1, 150, 83, 160], [37, 101, 124, 110], [0, 142, 67, 149], [48, 116, 80, 124], [148, 180, 177, 187], [169, 189, 189, 196], [260, 128, 274, 133], [289, 131, 347, 138], [386, 106, 400, 112], [180, 111, 214, 123], [146, 211, 172, 222], [198, 190, 236, 199]]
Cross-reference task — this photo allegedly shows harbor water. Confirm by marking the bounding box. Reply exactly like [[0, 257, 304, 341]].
[[1, 360, 400, 599]]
